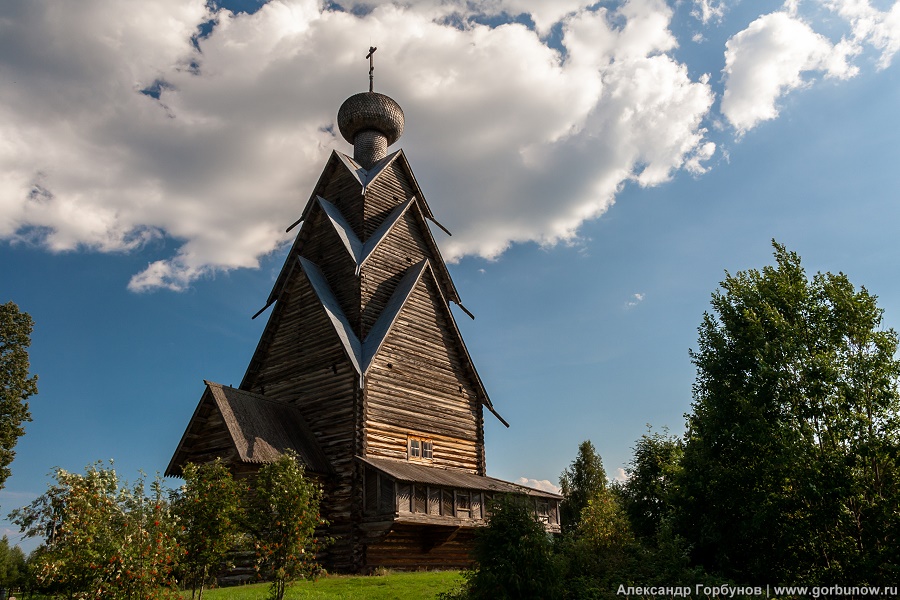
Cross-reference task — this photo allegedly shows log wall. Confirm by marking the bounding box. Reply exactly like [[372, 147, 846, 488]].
[[242, 270, 362, 570], [364, 274, 484, 473]]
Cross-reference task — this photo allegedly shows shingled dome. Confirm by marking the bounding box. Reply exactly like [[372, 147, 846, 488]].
[[337, 92, 404, 169], [337, 92, 404, 145]]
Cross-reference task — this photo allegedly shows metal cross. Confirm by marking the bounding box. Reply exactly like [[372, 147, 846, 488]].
[[366, 46, 377, 92]]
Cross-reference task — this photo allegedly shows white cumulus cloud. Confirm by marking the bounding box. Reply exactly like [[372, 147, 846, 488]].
[[692, 0, 727, 24], [0, 0, 715, 290], [720, 11, 859, 133], [517, 477, 562, 495], [826, 0, 900, 68]]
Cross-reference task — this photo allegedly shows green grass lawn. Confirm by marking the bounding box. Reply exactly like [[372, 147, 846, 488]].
[[179, 570, 463, 599]]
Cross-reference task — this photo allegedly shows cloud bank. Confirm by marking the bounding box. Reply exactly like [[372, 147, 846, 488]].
[[3, 0, 898, 290], [0, 0, 715, 290]]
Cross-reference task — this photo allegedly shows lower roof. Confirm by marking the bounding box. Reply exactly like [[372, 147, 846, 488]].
[[166, 381, 332, 477], [359, 456, 562, 499]]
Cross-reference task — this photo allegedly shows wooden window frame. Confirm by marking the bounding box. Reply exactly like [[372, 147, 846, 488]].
[[407, 435, 434, 462]]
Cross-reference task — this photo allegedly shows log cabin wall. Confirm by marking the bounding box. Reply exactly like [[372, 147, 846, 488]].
[[364, 524, 477, 571], [362, 160, 415, 238], [359, 207, 431, 338], [300, 207, 362, 328], [364, 273, 484, 474], [241, 268, 362, 570]]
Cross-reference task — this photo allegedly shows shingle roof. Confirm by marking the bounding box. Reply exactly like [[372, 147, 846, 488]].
[[167, 382, 332, 477], [359, 456, 562, 499]]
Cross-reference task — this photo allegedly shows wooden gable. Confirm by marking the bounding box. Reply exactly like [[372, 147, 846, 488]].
[[242, 257, 359, 424], [166, 381, 331, 478], [364, 263, 490, 474]]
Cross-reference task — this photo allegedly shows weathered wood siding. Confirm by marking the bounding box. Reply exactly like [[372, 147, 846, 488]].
[[297, 206, 361, 329], [171, 397, 240, 470], [364, 273, 484, 474], [360, 208, 434, 337], [363, 523, 476, 571], [363, 160, 415, 238], [324, 164, 365, 237], [241, 269, 361, 570]]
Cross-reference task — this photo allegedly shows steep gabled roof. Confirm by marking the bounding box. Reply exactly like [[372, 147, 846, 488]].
[[167, 382, 332, 477], [254, 148, 465, 320], [294, 257, 507, 426], [297, 256, 362, 374], [334, 150, 442, 225], [300, 149, 442, 228], [318, 196, 416, 275]]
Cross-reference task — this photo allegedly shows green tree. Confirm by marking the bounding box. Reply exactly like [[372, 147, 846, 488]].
[[619, 427, 683, 543], [0, 302, 38, 490], [246, 451, 325, 600], [559, 440, 607, 532], [559, 485, 640, 600], [0, 535, 26, 594], [9, 462, 179, 599], [174, 459, 244, 600], [456, 495, 562, 600], [678, 242, 900, 584]]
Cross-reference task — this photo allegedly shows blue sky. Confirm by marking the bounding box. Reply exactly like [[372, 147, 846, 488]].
[[2, 0, 900, 551]]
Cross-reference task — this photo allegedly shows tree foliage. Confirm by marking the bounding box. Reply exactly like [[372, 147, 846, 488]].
[[678, 242, 900, 583], [619, 427, 683, 543], [0, 301, 38, 490], [245, 450, 325, 600], [175, 459, 244, 600], [0, 535, 26, 593], [453, 495, 562, 600], [9, 462, 179, 599], [559, 440, 607, 533]]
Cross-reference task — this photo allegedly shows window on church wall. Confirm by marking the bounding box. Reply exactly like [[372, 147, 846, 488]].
[[408, 435, 433, 461], [455, 491, 471, 518], [536, 499, 550, 524]]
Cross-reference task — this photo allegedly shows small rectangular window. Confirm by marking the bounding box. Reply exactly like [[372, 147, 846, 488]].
[[456, 491, 471, 519], [537, 500, 550, 524], [408, 435, 433, 461]]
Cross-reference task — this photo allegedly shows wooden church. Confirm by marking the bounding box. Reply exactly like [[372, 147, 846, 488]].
[[167, 58, 561, 572]]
